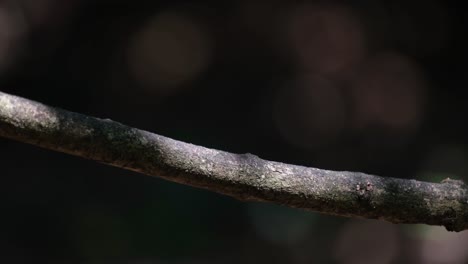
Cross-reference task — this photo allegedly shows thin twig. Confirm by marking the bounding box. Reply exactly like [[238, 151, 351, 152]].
[[1, 91, 467, 231]]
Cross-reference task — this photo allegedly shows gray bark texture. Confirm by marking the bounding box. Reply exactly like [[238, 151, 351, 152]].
[[1, 91, 468, 231]]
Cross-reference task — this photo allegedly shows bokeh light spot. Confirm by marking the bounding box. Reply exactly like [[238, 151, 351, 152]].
[[0, 3, 26, 74], [349, 52, 426, 132], [128, 10, 212, 95], [334, 219, 399, 264], [405, 225, 468, 264], [288, 4, 366, 74]]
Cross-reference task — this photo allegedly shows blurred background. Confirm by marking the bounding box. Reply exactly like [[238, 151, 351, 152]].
[[1, 0, 467, 263]]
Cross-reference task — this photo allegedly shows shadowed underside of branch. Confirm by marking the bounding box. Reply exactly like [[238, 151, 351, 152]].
[[1, 91, 467, 231]]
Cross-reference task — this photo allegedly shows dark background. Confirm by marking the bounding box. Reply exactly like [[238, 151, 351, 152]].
[[1, 0, 467, 263]]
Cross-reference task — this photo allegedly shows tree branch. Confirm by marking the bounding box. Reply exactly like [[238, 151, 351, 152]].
[[1, 91, 467, 231]]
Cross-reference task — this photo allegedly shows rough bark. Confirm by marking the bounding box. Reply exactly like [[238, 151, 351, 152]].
[[1, 91, 467, 231]]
